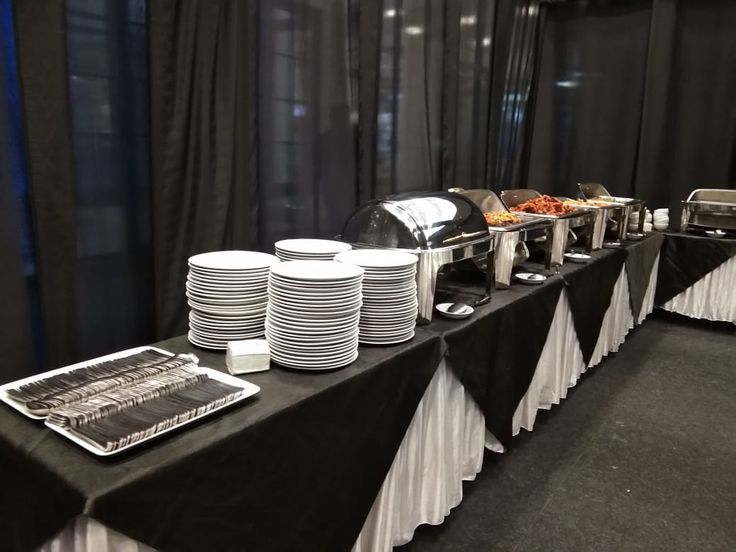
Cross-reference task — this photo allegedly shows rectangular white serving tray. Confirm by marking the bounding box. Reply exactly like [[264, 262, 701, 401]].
[[0, 346, 260, 456]]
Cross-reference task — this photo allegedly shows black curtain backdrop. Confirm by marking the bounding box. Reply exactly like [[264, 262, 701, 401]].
[[258, 0, 358, 248], [65, 0, 155, 359], [149, 0, 259, 339], [527, 0, 651, 197], [486, 0, 544, 191], [442, 0, 495, 190], [13, 0, 79, 367], [0, 41, 36, 382], [633, 0, 736, 225]]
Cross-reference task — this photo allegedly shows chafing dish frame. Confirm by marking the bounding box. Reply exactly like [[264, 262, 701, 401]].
[[341, 192, 495, 324], [680, 189, 736, 233], [557, 198, 627, 250], [451, 188, 554, 287], [500, 189, 596, 266], [578, 182, 646, 239]]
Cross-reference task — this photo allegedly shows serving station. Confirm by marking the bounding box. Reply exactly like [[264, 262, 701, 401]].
[[500, 189, 595, 266], [578, 182, 647, 239], [680, 188, 736, 236], [341, 191, 494, 323], [451, 188, 553, 288]]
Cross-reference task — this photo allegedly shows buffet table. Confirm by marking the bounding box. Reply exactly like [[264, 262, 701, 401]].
[[656, 232, 736, 323], [2, 235, 667, 552]]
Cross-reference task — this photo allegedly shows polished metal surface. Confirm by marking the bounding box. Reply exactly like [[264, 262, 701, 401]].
[[342, 191, 494, 323], [453, 189, 552, 287], [499, 189, 595, 265], [681, 189, 736, 232], [576, 182, 646, 237]]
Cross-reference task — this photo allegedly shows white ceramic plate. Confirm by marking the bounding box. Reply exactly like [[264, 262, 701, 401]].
[[271, 350, 359, 370], [270, 260, 364, 283], [334, 249, 418, 269], [359, 331, 415, 345], [189, 250, 279, 271], [563, 252, 591, 263], [275, 238, 351, 255], [435, 303, 474, 320], [514, 272, 547, 285]]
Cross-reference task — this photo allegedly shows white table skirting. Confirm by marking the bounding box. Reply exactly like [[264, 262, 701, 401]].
[[661, 254, 736, 323], [41, 256, 660, 552]]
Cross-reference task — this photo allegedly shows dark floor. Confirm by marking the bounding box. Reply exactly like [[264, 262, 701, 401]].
[[399, 311, 736, 552]]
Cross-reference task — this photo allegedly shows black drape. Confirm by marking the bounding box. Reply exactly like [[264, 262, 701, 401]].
[[442, 0, 496, 189], [633, 0, 736, 225], [257, 0, 358, 247], [527, 0, 652, 197], [149, 0, 259, 339], [0, 8, 36, 381], [486, 0, 544, 191], [65, 0, 156, 359], [13, 0, 78, 367]]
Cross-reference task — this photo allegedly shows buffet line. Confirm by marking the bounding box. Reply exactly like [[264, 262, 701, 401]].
[[2, 185, 735, 457]]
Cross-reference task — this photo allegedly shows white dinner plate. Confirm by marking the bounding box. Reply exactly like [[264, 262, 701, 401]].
[[189, 250, 279, 271], [271, 350, 359, 370], [275, 239, 351, 255], [270, 260, 364, 282], [359, 332, 415, 345], [334, 249, 418, 268]]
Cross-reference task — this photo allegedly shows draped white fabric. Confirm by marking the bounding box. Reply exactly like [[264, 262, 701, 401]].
[[40, 516, 151, 552], [513, 255, 659, 435], [662, 254, 736, 323], [352, 361, 485, 551], [41, 257, 661, 552]]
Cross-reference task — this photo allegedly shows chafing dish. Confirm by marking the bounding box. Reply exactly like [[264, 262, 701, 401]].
[[452, 189, 553, 288], [578, 182, 646, 239], [558, 197, 627, 250], [500, 189, 595, 266], [341, 191, 494, 324], [680, 189, 736, 234]]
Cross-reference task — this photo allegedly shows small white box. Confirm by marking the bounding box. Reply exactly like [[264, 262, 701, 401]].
[[226, 339, 271, 375]]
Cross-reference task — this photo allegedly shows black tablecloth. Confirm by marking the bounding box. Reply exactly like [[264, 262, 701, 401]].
[[655, 232, 736, 305], [0, 234, 665, 550], [436, 273, 564, 447], [626, 233, 665, 321], [563, 248, 628, 365], [0, 335, 442, 552]]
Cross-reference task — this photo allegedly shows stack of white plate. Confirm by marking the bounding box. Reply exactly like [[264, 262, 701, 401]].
[[274, 238, 351, 261], [186, 251, 280, 350], [334, 249, 418, 345], [265, 260, 364, 370]]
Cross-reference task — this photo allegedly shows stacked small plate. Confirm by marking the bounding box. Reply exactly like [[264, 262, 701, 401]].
[[265, 260, 364, 370], [187, 251, 280, 350], [274, 238, 351, 261], [334, 249, 418, 345]]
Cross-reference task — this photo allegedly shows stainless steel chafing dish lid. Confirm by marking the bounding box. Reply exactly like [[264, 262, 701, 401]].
[[341, 191, 490, 250], [578, 182, 641, 205], [683, 189, 736, 213]]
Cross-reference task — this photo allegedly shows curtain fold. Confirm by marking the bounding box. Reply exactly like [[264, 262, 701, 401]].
[[13, 0, 79, 367], [526, 0, 652, 197], [257, 0, 358, 247], [633, 0, 736, 224], [0, 10, 36, 380], [486, 0, 543, 191], [149, 0, 258, 339]]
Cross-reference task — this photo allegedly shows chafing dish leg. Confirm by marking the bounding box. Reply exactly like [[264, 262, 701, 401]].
[[584, 216, 594, 253], [543, 226, 554, 275], [637, 203, 645, 233], [473, 250, 494, 307]]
